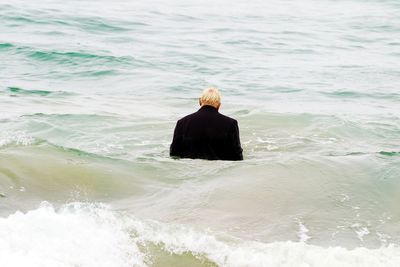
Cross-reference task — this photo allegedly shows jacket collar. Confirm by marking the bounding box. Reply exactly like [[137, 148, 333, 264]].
[[199, 105, 218, 112]]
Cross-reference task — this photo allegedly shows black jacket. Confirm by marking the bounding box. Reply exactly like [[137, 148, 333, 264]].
[[170, 105, 243, 160]]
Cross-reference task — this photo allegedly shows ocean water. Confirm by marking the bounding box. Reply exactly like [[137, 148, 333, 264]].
[[1, 0, 400, 266]]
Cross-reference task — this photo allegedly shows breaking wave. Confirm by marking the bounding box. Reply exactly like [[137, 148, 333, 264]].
[[0, 203, 399, 267]]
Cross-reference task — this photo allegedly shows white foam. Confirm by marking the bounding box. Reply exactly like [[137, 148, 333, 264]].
[[1, 203, 400, 267], [0, 202, 145, 267], [297, 221, 311, 243], [129, 219, 400, 267], [0, 131, 35, 148], [352, 223, 370, 241]]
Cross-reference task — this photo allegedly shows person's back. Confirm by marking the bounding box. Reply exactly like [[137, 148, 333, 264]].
[[170, 88, 243, 161]]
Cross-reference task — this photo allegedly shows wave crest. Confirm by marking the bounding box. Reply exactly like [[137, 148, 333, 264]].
[[1, 203, 399, 267], [0, 131, 37, 148]]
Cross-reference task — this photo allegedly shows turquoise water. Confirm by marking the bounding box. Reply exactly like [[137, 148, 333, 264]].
[[1, 0, 400, 266]]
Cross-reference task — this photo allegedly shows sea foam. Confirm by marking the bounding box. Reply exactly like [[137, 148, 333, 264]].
[[0, 131, 35, 148], [0, 203, 145, 267], [0, 203, 399, 267]]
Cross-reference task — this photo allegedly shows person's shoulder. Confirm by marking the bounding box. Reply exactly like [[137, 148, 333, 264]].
[[218, 113, 238, 124], [177, 111, 198, 123]]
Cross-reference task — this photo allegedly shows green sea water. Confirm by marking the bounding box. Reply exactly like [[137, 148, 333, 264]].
[[1, 0, 400, 266]]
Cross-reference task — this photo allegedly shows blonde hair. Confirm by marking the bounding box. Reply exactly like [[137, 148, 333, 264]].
[[200, 87, 221, 108]]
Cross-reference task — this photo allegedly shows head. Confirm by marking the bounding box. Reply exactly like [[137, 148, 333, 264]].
[[199, 87, 221, 110]]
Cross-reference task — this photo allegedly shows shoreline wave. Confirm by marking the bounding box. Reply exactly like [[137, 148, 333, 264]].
[[0, 202, 399, 267]]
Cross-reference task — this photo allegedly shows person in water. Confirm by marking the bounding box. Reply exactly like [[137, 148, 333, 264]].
[[170, 87, 243, 160]]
